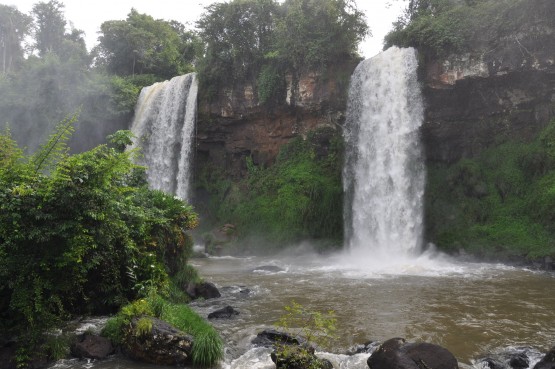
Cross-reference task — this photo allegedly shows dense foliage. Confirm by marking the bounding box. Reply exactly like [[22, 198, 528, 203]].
[[384, 0, 553, 56], [0, 123, 198, 350], [0, 2, 200, 154], [95, 9, 202, 78], [197, 128, 344, 251], [426, 119, 555, 259], [197, 0, 368, 106]]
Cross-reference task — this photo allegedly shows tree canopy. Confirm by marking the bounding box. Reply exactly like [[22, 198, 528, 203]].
[[196, 0, 369, 106], [95, 9, 200, 78]]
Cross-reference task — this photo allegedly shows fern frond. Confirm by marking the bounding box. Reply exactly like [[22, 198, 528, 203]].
[[31, 110, 80, 174]]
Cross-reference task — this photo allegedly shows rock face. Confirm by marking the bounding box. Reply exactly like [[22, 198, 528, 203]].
[[195, 60, 357, 180], [367, 338, 458, 369], [123, 317, 193, 366], [422, 0, 555, 163], [71, 334, 114, 360]]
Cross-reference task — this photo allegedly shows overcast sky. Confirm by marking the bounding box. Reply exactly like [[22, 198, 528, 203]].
[[5, 0, 406, 58]]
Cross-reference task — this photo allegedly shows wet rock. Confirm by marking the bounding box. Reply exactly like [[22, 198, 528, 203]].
[[71, 334, 114, 360], [479, 358, 505, 369], [203, 224, 237, 255], [534, 346, 555, 369], [207, 306, 239, 319], [123, 317, 193, 366], [509, 353, 530, 369], [271, 345, 333, 369], [252, 329, 305, 347], [367, 337, 458, 369], [186, 281, 221, 300], [251, 265, 284, 273]]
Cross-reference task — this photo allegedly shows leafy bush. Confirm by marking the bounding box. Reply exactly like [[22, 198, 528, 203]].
[[0, 121, 198, 351], [385, 0, 551, 56], [426, 120, 555, 258]]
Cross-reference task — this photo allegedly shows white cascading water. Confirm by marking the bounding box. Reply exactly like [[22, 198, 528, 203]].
[[343, 47, 425, 261], [129, 73, 198, 200]]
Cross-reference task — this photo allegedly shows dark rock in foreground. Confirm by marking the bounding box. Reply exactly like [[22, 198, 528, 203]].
[[71, 334, 114, 360], [208, 306, 239, 319], [367, 337, 458, 369], [186, 281, 221, 300], [252, 329, 305, 348], [534, 346, 555, 369], [123, 317, 193, 366]]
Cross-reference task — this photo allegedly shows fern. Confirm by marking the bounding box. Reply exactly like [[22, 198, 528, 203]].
[[31, 110, 80, 174]]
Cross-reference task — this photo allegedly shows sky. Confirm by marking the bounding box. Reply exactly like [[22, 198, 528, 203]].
[[5, 0, 406, 58]]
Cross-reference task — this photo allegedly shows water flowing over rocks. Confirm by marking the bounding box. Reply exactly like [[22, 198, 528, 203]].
[[129, 73, 198, 200], [343, 46, 425, 257], [122, 317, 193, 366], [367, 337, 459, 369]]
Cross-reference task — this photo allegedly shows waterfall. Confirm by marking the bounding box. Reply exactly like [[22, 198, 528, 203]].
[[343, 47, 425, 259], [129, 73, 198, 201]]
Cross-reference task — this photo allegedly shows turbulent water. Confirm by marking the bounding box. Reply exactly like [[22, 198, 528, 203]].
[[129, 73, 198, 200], [50, 254, 555, 369], [343, 47, 425, 259]]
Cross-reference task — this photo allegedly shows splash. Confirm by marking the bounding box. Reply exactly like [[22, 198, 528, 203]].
[[343, 47, 425, 261], [129, 73, 198, 200]]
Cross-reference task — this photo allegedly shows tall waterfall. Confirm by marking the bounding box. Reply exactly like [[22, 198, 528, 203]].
[[343, 47, 425, 259], [129, 73, 198, 201]]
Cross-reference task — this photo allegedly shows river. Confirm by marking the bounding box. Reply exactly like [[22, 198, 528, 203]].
[[51, 249, 555, 369]]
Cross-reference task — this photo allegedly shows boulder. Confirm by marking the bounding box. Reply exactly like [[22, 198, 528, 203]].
[[534, 346, 555, 369], [367, 337, 458, 369], [186, 281, 221, 300], [251, 329, 305, 348], [123, 317, 193, 366], [271, 345, 333, 369], [346, 341, 378, 355], [208, 306, 239, 319], [71, 334, 114, 360]]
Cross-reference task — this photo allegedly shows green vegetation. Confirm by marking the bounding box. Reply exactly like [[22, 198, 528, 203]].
[[197, 128, 344, 250], [426, 120, 555, 259], [0, 121, 205, 362], [197, 0, 368, 106], [0, 2, 201, 154], [273, 301, 337, 369], [102, 293, 223, 367], [385, 0, 553, 56]]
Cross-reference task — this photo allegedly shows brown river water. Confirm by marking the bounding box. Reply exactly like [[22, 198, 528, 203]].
[[50, 249, 555, 369]]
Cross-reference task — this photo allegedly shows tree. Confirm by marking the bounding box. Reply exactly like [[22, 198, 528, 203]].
[[95, 9, 198, 78], [31, 0, 66, 56], [275, 0, 368, 106], [0, 5, 32, 75], [197, 0, 279, 87]]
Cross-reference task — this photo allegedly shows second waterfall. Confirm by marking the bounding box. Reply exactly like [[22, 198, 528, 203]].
[[343, 47, 425, 259], [130, 73, 198, 201]]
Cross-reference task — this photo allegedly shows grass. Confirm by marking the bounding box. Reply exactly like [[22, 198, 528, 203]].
[[101, 292, 223, 367]]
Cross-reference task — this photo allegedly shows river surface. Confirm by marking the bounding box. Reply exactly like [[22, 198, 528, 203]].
[[52, 250, 555, 369]]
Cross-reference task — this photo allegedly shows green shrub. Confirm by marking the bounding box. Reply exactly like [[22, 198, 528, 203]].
[[426, 120, 555, 258], [196, 128, 344, 250]]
